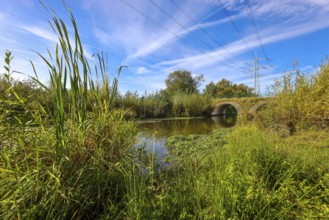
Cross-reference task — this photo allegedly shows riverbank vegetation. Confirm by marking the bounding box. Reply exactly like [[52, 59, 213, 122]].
[[164, 126, 329, 219], [0, 57, 254, 120], [0, 11, 139, 219], [1, 6, 329, 219], [255, 61, 329, 134]]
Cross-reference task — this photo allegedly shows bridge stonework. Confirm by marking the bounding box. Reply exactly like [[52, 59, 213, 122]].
[[211, 98, 267, 116], [211, 101, 244, 116]]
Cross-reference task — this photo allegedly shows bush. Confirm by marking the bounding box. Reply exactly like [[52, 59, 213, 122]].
[[256, 60, 329, 132], [172, 92, 211, 117]]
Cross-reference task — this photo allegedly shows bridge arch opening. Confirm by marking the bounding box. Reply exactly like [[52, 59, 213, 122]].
[[212, 102, 243, 116]]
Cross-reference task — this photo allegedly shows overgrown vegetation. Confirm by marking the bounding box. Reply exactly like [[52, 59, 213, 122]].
[[0, 9, 138, 219], [116, 70, 254, 118], [1, 4, 329, 219], [256, 61, 329, 134], [163, 126, 329, 219], [1, 61, 256, 119]]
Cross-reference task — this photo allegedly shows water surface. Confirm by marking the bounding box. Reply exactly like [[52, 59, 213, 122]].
[[137, 115, 237, 161]]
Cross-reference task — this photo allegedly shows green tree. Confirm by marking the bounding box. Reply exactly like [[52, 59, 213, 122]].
[[235, 83, 254, 97], [204, 81, 218, 97], [216, 79, 233, 97], [165, 69, 203, 95], [204, 79, 254, 98]]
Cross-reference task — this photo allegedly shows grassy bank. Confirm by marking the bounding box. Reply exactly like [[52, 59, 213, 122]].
[[3, 123, 328, 219], [159, 126, 329, 219]]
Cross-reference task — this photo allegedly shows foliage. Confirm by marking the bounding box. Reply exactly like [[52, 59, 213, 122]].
[[205, 78, 254, 98], [172, 92, 211, 117], [116, 89, 171, 118], [0, 8, 137, 219], [256, 60, 329, 133], [116, 89, 211, 118], [141, 90, 171, 118], [166, 129, 229, 156], [165, 69, 203, 95], [156, 126, 329, 219], [0, 112, 137, 219], [117, 90, 140, 117], [0, 51, 50, 126]]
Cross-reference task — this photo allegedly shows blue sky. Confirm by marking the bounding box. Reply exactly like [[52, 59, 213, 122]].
[[1, 0, 329, 95]]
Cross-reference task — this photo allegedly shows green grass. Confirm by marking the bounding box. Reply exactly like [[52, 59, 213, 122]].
[[138, 126, 329, 219]]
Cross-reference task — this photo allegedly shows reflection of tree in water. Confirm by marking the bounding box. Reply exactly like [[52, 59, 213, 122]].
[[223, 105, 237, 115], [140, 118, 217, 138], [211, 115, 237, 128]]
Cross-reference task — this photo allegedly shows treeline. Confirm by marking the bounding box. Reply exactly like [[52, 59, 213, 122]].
[[204, 78, 254, 98], [1, 67, 254, 119], [115, 69, 254, 118], [117, 90, 211, 118]]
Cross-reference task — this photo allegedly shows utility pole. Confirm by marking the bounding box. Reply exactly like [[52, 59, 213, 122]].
[[254, 52, 260, 96], [245, 52, 269, 96]]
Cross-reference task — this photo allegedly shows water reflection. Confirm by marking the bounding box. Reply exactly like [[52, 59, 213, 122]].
[[137, 115, 237, 161], [211, 115, 237, 128], [140, 115, 237, 138]]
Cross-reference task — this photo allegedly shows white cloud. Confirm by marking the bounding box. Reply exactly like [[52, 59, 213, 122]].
[[129, 14, 242, 59], [89, 0, 329, 68], [252, 0, 329, 22], [151, 11, 329, 75], [133, 66, 151, 74], [195, 0, 242, 10], [20, 23, 95, 62], [21, 25, 58, 43], [93, 28, 110, 45], [128, 33, 175, 59], [86, 0, 241, 60]]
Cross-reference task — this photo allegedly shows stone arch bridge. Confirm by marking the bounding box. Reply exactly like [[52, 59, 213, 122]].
[[211, 97, 268, 116]]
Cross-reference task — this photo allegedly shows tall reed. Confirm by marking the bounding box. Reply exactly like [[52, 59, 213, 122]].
[[0, 6, 137, 219]]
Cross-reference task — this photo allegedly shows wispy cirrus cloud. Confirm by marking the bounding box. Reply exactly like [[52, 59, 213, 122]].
[[251, 0, 329, 23], [86, 0, 329, 68], [129, 13, 242, 59], [86, 0, 225, 57], [20, 22, 95, 61], [21, 25, 58, 43], [155, 18, 328, 71]]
